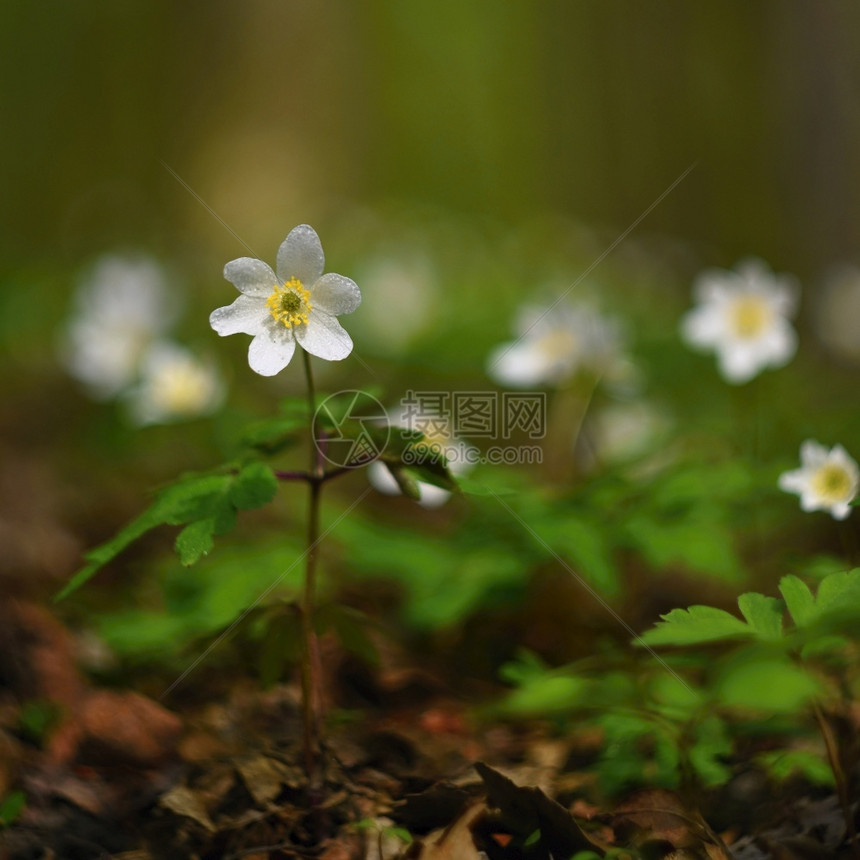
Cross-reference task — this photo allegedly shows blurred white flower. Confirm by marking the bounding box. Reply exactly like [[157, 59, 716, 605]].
[[210, 225, 361, 376], [127, 341, 224, 426], [62, 254, 176, 398], [487, 302, 627, 388], [368, 412, 474, 508], [778, 440, 858, 520], [351, 255, 437, 351], [588, 401, 670, 465], [812, 265, 860, 364], [680, 258, 798, 384]]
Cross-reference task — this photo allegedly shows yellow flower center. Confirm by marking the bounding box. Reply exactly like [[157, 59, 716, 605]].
[[538, 329, 579, 362], [729, 295, 771, 338], [266, 277, 312, 328], [811, 464, 854, 502], [151, 362, 213, 416]]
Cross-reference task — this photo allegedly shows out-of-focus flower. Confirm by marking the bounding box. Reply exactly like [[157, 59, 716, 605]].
[[812, 265, 860, 364], [62, 255, 176, 398], [680, 258, 798, 384], [127, 341, 224, 426], [588, 401, 670, 465], [210, 224, 361, 376], [778, 440, 858, 520], [351, 255, 437, 351], [487, 302, 627, 388], [368, 410, 475, 508]]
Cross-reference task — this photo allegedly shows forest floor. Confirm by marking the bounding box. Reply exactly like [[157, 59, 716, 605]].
[[1, 597, 857, 860]]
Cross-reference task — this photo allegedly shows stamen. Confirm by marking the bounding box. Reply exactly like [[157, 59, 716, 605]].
[[729, 295, 771, 338], [266, 277, 312, 328], [811, 464, 853, 502]]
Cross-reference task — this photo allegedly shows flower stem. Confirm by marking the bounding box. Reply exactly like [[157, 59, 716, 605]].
[[813, 702, 859, 857], [300, 349, 324, 790]]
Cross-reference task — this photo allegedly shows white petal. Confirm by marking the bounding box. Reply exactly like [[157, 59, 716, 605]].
[[799, 492, 823, 512], [680, 306, 724, 348], [296, 312, 353, 361], [248, 331, 296, 376], [800, 440, 828, 468], [276, 225, 325, 285], [829, 445, 859, 478], [831, 502, 852, 520], [310, 273, 361, 315], [224, 258, 278, 297], [693, 270, 735, 305], [487, 341, 548, 387], [210, 295, 267, 337], [416, 483, 452, 508], [717, 344, 762, 383], [778, 469, 808, 494], [758, 322, 797, 366], [367, 461, 402, 496]]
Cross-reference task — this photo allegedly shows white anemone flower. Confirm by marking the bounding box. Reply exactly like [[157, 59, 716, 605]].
[[778, 440, 859, 520], [127, 341, 225, 426], [488, 302, 625, 388], [210, 225, 361, 376], [62, 254, 176, 398], [680, 258, 799, 384]]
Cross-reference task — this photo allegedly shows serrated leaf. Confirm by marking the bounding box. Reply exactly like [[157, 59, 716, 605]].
[[738, 592, 784, 641], [54, 504, 168, 600], [153, 473, 233, 525], [815, 568, 860, 616], [638, 605, 751, 647], [229, 461, 278, 510], [175, 518, 216, 566], [779, 575, 817, 627]]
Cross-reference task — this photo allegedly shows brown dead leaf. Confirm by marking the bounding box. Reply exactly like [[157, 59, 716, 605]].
[[474, 761, 600, 858], [75, 689, 182, 766], [234, 753, 302, 806], [406, 802, 487, 859], [158, 783, 216, 833]]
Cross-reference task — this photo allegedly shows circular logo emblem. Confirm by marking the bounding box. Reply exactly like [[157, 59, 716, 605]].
[[312, 390, 389, 468]]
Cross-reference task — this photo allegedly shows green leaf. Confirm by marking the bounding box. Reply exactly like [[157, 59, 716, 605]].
[[638, 605, 751, 647], [54, 504, 168, 600], [57, 464, 279, 599], [738, 592, 784, 641], [779, 576, 816, 627], [500, 674, 590, 716], [756, 749, 834, 786], [175, 518, 216, 566], [0, 790, 26, 828], [688, 715, 733, 787], [543, 515, 619, 597], [623, 514, 742, 581], [716, 654, 819, 713], [155, 473, 234, 525], [229, 462, 278, 510]]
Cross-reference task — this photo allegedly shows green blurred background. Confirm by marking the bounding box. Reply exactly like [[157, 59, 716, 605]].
[[2, 0, 859, 275]]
